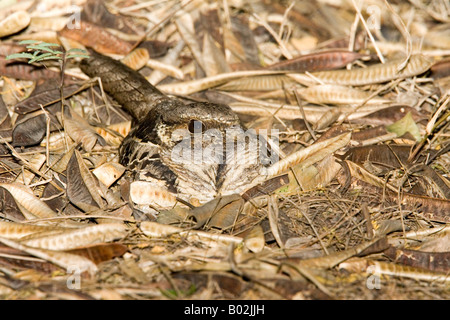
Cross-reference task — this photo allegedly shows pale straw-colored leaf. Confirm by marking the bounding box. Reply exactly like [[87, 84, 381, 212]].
[[202, 32, 230, 77], [0, 220, 66, 240], [0, 10, 30, 38], [297, 85, 391, 105], [244, 224, 265, 253], [267, 132, 351, 178], [121, 48, 149, 70], [217, 74, 296, 91], [140, 221, 243, 246], [21, 223, 129, 250], [129, 181, 177, 207], [158, 70, 285, 95], [93, 162, 126, 188]]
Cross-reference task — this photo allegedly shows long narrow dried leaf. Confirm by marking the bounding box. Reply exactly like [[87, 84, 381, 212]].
[[267, 50, 366, 72], [384, 246, 449, 273], [0, 57, 61, 81], [0, 221, 66, 240], [290, 54, 434, 86], [66, 150, 104, 211], [66, 243, 128, 264], [140, 221, 242, 245], [297, 85, 390, 105], [217, 75, 297, 91], [14, 84, 81, 114], [21, 223, 128, 251], [175, 14, 206, 73], [267, 132, 351, 177], [202, 32, 230, 77], [339, 258, 450, 283], [158, 70, 286, 95]]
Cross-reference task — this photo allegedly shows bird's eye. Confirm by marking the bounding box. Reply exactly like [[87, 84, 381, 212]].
[[188, 120, 206, 133]]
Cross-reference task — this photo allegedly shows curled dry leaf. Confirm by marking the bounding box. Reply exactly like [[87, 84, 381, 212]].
[[120, 48, 149, 71], [94, 121, 131, 146], [188, 194, 244, 229], [92, 162, 126, 188], [0, 183, 58, 219], [66, 150, 104, 212], [63, 115, 100, 152], [244, 224, 265, 253], [0, 11, 31, 38]]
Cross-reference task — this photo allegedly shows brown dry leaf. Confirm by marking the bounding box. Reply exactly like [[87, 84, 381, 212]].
[[63, 111, 103, 152], [0, 57, 61, 81], [66, 150, 104, 212], [188, 194, 244, 230], [290, 54, 434, 86], [58, 20, 133, 55], [14, 84, 80, 114], [384, 246, 449, 274], [66, 243, 128, 264], [202, 32, 230, 77]]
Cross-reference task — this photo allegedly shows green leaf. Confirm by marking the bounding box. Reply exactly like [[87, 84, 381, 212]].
[[386, 111, 422, 141], [27, 44, 62, 55], [67, 48, 88, 53], [66, 54, 90, 60], [5, 53, 36, 60], [29, 52, 56, 63]]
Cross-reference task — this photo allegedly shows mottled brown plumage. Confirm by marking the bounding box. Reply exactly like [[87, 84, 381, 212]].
[[80, 51, 273, 208]]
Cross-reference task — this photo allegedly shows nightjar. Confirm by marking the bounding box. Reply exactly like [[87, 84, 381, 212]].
[[80, 50, 276, 214]]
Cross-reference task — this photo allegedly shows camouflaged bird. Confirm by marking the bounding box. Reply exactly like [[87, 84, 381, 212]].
[[80, 51, 276, 214]]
